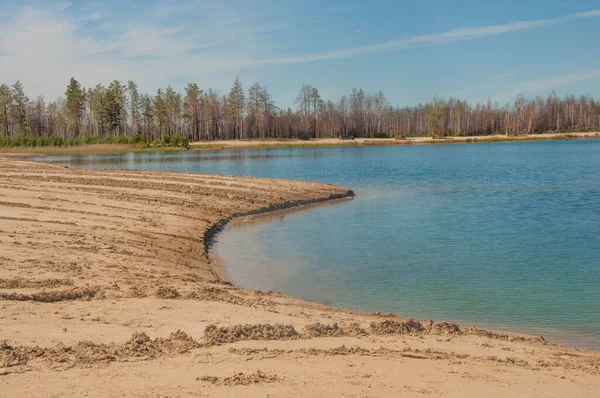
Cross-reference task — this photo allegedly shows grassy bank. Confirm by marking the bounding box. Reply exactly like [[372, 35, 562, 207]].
[[0, 133, 189, 155]]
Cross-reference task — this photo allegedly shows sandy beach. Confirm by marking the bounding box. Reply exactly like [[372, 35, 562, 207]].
[[1, 157, 599, 397], [190, 132, 600, 150]]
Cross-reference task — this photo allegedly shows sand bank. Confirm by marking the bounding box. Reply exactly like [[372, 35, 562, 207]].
[[0, 158, 598, 397]]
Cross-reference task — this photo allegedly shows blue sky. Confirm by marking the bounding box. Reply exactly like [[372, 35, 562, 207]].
[[1, 0, 599, 108]]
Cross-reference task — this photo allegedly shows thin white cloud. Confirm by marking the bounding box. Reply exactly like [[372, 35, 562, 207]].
[[249, 11, 599, 67], [505, 69, 600, 97], [573, 10, 600, 18]]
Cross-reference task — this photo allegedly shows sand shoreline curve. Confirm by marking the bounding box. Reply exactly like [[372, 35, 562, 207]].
[[1, 156, 599, 397], [205, 196, 354, 284]]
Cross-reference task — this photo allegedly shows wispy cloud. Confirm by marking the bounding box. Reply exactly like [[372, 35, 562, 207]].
[[248, 10, 599, 67], [573, 10, 600, 18], [0, 2, 599, 101], [504, 69, 600, 98], [0, 1, 282, 97]]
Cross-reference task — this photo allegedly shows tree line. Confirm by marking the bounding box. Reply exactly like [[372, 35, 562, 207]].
[[1, 77, 599, 145]]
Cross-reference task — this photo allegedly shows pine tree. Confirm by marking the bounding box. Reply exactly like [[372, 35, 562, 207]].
[[228, 77, 245, 139], [11, 81, 29, 136], [0, 84, 11, 137], [128, 80, 140, 134], [184, 83, 202, 140], [103, 81, 124, 135], [65, 77, 85, 136]]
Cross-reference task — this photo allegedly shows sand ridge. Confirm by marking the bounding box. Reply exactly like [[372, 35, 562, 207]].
[[0, 157, 599, 397]]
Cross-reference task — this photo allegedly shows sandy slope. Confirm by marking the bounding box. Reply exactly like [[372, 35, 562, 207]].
[[0, 158, 598, 397]]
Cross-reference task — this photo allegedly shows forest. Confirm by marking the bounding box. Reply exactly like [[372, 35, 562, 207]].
[[1, 77, 599, 147]]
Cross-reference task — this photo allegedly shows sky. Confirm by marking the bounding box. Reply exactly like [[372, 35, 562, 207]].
[[1, 0, 600, 108]]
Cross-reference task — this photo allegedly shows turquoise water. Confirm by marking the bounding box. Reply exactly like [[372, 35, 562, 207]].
[[38, 140, 600, 350]]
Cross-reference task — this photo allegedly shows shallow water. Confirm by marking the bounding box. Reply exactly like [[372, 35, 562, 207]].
[[38, 140, 600, 350]]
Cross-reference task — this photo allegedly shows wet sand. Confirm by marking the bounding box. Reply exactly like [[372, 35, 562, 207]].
[[0, 157, 599, 397]]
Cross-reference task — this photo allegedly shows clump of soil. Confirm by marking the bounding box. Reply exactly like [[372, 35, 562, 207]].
[[227, 347, 289, 359], [346, 322, 369, 337], [428, 321, 462, 335], [487, 356, 529, 367], [198, 370, 279, 386], [117, 330, 199, 357], [0, 287, 99, 303], [303, 323, 346, 338], [302, 345, 392, 357], [186, 284, 273, 307], [155, 286, 181, 299], [204, 323, 299, 345], [0, 330, 200, 369], [128, 285, 147, 298], [370, 319, 425, 335], [303, 322, 367, 338], [463, 327, 545, 343], [0, 341, 30, 368], [0, 278, 74, 289]]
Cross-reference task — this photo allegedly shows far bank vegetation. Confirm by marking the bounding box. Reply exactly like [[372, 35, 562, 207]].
[[0, 78, 599, 147]]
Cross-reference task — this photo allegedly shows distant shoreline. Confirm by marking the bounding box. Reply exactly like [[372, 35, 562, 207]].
[[189, 132, 600, 150], [1, 131, 598, 156]]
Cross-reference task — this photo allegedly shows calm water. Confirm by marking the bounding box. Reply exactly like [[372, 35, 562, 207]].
[[38, 140, 600, 350]]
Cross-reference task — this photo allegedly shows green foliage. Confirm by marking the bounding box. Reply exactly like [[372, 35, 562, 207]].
[[425, 96, 447, 133], [65, 77, 85, 134], [371, 132, 392, 138], [0, 132, 186, 149], [162, 134, 189, 148]]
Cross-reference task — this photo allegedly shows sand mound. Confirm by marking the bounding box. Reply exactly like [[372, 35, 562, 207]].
[[0, 287, 99, 303], [198, 370, 279, 386], [204, 324, 299, 345]]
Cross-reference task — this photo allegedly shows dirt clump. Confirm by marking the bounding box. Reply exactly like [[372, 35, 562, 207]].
[[0, 287, 99, 303], [302, 345, 394, 357], [204, 324, 299, 345], [186, 285, 270, 307], [117, 330, 200, 358], [303, 323, 346, 338], [0, 331, 200, 369], [127, 285, 147, 298], [155, 286, 181, 299], [198, 370, 279, 386], [428, 321, 462, 335], [464, 327, 545, 343], [0, 278, 74, 289], [370, 319, 426, 335], [0, 341, 31, 368], [487, 356, 529, 367]]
